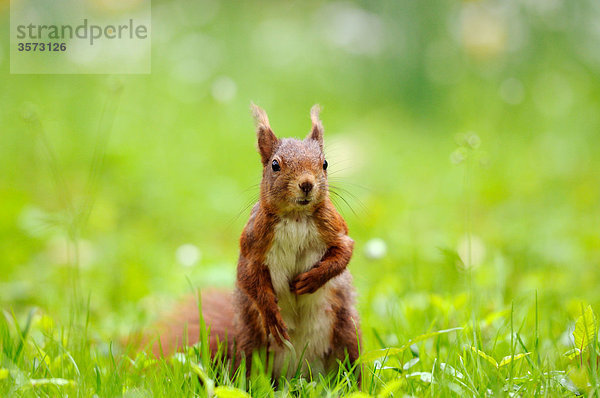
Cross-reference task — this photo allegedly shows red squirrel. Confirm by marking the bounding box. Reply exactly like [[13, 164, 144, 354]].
[[149, 104, 361, 380]]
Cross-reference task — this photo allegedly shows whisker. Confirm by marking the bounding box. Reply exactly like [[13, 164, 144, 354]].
[[327, 168, 356, 176], [327, 158, 355, 165], [225, 196, 260, 229], [327, 184, 369, 214], [225, 183, 260, 228], [328, 189, 359, 217], [328, 179, 372, 193], [240, 183, 261, 193]]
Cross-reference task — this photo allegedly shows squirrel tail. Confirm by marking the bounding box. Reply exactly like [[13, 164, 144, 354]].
[[137, 290, 236, 358]]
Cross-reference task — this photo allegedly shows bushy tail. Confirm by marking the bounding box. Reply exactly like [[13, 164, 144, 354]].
[[138, 290, 236, 358]]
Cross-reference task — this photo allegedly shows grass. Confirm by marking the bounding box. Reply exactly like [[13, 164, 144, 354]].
[[3, 0, 600, 395], [3, 84, 600, 397], [0, 287, 598, 396], [2, 77, 600, 398]]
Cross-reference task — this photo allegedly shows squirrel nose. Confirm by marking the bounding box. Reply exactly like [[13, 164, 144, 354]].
[[299, 181, 313, 194]]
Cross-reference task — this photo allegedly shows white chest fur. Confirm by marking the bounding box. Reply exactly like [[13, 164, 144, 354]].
[[264, 216, 334, 377]]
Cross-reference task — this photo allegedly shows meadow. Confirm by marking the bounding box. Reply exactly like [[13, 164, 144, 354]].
[[1, 0, 600, 396]]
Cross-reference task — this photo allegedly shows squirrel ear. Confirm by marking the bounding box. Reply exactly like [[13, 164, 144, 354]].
[[251, 102, 278, 165], [307, 104, 323, 148]]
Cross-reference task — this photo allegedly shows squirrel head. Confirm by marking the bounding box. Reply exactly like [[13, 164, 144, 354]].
[[251, 103, 328, 216]]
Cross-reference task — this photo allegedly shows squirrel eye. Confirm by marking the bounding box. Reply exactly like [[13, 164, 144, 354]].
[[323, 159, 328, 170], [272, 159, 281, 172]]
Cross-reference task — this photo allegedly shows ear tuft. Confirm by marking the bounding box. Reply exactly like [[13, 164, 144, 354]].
[[251, 102, 270, 131], [250, 102, 278, 165], [307, 104, 324, 147]]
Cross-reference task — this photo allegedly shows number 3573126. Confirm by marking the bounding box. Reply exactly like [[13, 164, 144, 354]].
[[17, 42, 67, 51]]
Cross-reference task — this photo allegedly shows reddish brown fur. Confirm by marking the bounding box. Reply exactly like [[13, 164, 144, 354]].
[[144, 104, 361, 381], [290, 201, 354, 294]]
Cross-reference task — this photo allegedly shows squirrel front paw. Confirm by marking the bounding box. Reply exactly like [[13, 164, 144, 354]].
[[290, 268, 324, 295], [264, 310, 290, 346]]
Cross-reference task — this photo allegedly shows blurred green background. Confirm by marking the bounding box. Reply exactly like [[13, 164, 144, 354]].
[[0, 0, 599, 358]]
